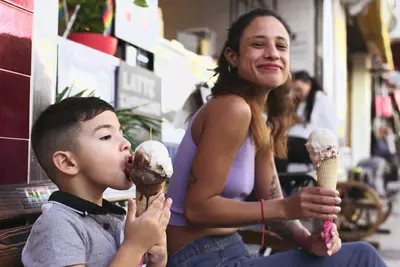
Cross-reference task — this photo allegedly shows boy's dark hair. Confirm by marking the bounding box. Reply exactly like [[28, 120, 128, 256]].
[[31, 97, 114, 180]]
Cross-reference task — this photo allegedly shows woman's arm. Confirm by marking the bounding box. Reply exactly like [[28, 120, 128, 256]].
[[184, 95, 286, 227], [254, 149, 311, 250]]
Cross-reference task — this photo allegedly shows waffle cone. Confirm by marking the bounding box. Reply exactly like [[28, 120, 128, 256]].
[[135, 181, 166, 216], [316, 157, 339, 189]]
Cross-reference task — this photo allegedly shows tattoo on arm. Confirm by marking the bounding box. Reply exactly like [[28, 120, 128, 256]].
[[269, 172, 282, 199], [266, 219, 298, 241], [266, 168, 300, 242]]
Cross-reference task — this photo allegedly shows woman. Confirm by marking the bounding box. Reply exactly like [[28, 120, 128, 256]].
[[166, 9, 386, 267], [289, 70, 339, 139]]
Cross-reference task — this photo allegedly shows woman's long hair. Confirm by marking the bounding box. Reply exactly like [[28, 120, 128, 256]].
[[293, 70, 324, 123], [211, 9, 295, 158]]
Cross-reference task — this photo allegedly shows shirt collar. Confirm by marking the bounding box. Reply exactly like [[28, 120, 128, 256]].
[[49, 191, 126, 217]]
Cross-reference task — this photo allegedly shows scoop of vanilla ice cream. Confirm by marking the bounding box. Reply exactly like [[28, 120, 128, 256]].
[[305, 128, 339, 166], [134, 140, 173, 178]]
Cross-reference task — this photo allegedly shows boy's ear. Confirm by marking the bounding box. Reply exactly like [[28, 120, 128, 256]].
[[53, 151, 79, 176]]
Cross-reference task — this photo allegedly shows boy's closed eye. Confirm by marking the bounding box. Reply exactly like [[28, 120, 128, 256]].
[[100, 135, 112, 141]]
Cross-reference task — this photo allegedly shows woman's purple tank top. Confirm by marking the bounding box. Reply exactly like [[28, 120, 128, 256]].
[[167, 105, 255, 227]]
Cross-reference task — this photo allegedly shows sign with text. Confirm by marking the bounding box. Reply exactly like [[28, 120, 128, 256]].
[[117, 62, 162, 119]]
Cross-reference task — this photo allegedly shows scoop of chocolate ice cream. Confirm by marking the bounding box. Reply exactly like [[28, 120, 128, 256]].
[[124, 141, 173, 212], [125, 150, 166, 203], [127, 150, 165, 184]]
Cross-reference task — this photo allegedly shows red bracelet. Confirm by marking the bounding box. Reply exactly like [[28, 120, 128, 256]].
[[260, 199, 265, 248]]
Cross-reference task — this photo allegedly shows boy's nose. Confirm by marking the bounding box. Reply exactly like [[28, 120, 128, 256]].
[[120, 137, 131, 152]]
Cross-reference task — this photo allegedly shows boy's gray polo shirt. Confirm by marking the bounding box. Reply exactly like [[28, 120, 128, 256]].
[[22, 191, 127, 267]]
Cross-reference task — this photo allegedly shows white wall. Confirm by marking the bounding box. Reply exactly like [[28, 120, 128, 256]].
[[390, 2, 400, 41], [29, 0, 59, 183], [332, 0, 348, 141], [323, 0, 334, 98], [275, 0, 316, 76], [159, 0, 230, 55], [159, 0, 317, 75], [350, 53, 372, 164]]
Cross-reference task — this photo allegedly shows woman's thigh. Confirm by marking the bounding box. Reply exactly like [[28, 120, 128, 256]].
[[167, 233, 248, 267], [233, 242, 387, 267]]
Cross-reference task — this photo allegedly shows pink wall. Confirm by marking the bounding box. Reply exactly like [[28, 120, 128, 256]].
[[0, 0, 34, 185]]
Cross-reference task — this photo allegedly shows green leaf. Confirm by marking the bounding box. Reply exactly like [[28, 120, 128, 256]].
[[73, 89, 89, 98], [88, 89, 96, 97], [134, 0, 149, 7], [56, 86, 71, 103]]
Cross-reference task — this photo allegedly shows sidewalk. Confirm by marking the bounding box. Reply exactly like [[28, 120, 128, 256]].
[[366, 182, 400, 267]]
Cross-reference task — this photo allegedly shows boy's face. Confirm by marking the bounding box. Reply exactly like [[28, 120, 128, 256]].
[[74, 110, 133, 190]]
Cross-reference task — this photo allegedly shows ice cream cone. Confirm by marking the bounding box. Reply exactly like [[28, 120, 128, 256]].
[[316, 157, 339, 189], [135, 181, 166, 216], [124, 140, 173, 217]]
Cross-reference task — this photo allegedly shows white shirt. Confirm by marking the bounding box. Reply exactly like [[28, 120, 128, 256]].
[[288, 91, 339, 139]]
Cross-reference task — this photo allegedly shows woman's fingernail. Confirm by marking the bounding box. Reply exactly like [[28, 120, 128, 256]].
[[327, 250, 332, 256], [327, 243, 332, 249], [159, 193, 165, 199]]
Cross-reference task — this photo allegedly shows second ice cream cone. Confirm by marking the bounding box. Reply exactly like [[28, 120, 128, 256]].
[[316, 157, 339, 189]]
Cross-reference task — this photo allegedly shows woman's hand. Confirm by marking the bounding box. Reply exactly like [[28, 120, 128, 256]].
[[307, 223, 342, 256], [282, 187, 341, 220]]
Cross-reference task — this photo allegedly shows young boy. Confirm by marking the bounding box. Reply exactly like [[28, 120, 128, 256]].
[[22, 97, 172, 267]]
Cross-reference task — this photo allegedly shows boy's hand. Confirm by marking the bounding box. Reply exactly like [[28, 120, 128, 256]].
[[147, 231, 167, 266], [123, 193, 172, 254]]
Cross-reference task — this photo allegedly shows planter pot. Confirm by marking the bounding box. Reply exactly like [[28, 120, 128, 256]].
[[68, 33, 117, 56]]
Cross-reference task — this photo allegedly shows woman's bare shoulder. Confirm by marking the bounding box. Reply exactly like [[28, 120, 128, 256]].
[[206, 95, 252, 124]]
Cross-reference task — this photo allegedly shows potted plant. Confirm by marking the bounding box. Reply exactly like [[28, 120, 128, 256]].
[[58, 0, 117, 55], [59, 0, 150, 56], [56, 86, 161, 151]]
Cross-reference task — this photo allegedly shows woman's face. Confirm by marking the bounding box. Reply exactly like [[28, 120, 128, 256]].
[[226, 16, 290, 90], [293, 80, 311, 101]]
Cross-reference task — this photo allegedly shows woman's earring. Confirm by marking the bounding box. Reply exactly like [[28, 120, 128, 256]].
[[228, 65, 232, 72]]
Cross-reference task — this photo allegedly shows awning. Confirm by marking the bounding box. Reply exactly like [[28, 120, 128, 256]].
[[356, 0, 394, 70]]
